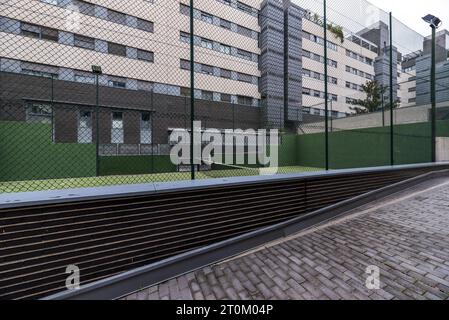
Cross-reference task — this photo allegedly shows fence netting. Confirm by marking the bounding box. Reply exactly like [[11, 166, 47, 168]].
[[0, 0, 446, 194]]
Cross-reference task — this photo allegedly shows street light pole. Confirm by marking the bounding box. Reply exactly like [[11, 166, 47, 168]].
[[324, 0, 329, 171], [430, 25, 437, 162], [91, 65, 102, 177], [422, 14, 442, 163], [389, 12, 394, 166], [190, 0, 195, 179]]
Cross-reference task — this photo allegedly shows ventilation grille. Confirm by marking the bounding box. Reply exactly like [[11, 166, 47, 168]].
[[0, 166, 441, 299]]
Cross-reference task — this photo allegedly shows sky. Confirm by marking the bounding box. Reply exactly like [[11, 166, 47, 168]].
[[366, 0, 448, 36]]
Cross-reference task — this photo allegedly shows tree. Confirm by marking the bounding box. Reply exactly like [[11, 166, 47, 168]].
[[349, 80, 399, 114], [349, 80, 382, 114], [327, 24, 344, 43]]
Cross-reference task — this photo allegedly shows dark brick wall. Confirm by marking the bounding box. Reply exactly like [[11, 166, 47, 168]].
[[0, 72, 262, 144]]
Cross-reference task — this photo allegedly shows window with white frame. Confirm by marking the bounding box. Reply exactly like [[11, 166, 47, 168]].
[[78, 110, 92, 143], [26, 102, 52, 124], [75, 72, 95, 84], [140, 113, 152, 144], [111, 112, 124, 144]]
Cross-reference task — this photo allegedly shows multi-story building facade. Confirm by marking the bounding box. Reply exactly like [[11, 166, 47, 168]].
[[397, 30, 449, 108], [0, 0, 263, 152]]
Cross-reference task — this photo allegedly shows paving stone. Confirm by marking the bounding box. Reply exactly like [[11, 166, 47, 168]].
[[124, 179, 449, 301]]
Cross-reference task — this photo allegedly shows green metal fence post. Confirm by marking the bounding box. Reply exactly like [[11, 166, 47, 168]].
[[151, 89, 154, 173], [389, 12, 394, 166], [431, 25, 437, 162], [190, 0, 195, 180], [95, 74, 100, 177], [324, 0, 329, 170], [50, 75, 55, 142]]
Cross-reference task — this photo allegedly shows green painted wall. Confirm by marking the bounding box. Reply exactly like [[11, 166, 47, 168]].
[[2, 120, 448, 183], [279, 134, 299, 166], [0, 121, 96, 181], [99, 155, 176, 176], [297, 120, 449, 170]]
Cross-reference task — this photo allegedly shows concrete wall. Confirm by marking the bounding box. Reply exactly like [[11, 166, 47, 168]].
[[298, 102, 449, 134]]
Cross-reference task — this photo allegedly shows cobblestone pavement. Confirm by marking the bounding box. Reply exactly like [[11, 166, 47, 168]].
[[124, 178, 449, 300]]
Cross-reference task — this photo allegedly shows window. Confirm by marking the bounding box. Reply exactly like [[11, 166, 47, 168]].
[[74, 34, 95, 50], [21, 23, 58, 42], [111, 112, 124, 144], [180, 87, 191, 97], [237, 25, 252, 37], [180, 3, 189, 15], [108, 42, 126, 56], [108, 78, 126, 88], [236, 49, 252, 60], [200, 38, 213, 49], [107, 9, 126, 25], [201, 64, 214, 75], [200, 12, 213, 24], [221, 94, 231, 103], [237, 1, 252, 14], [21, 62, 59, 79], [346, 97, 357, 104], [219, 43, 231, 55], [78, 110, 92, 144], [41, 26, 58, 41], [202, 91, 214, 101], [180, 31, 190, 43], [180, 59, 190, 70], [75, 73, 95, 84], [238, 73, 252, 83], [137, 19, 154, 32], [140, 113, 152, 144], [220, 19, 231, 30], [237, 95, 252, 106], [137, 80, 153, 92], [26, 103, 52, 124], [137, 49, 154, 62], [72, 0, 95, 16], [220, 69, 232, 79], [21, 22, 40, 38]]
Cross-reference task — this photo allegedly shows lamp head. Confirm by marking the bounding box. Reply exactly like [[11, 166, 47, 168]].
[[91, 65, 102, 75], [422, 14, 442, 28]]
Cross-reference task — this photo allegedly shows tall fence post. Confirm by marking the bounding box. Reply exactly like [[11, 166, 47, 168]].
[[431, 25, 437, 162], [389, 12, 394, 166], [151, 89, 155, 173], [50, 75, 54, 142], [95, 74, 100, 177], [324, 0, 329, 170], [190, 0, 195, 180]]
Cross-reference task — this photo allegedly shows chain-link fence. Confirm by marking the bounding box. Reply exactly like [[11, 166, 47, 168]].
[[0, 0, 447, 194]]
